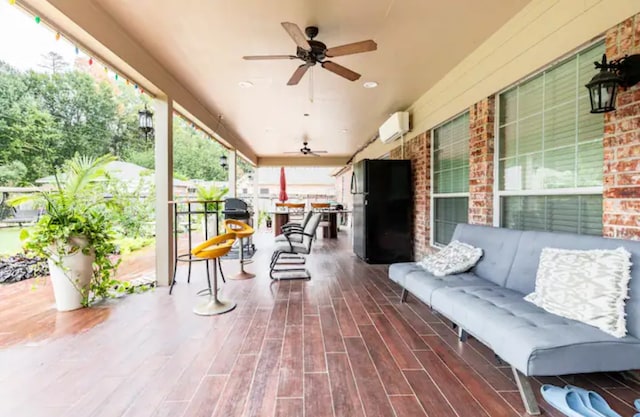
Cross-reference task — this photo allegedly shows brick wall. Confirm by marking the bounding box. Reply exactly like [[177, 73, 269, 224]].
[[390, 132, 431, 260], [468, 96, 496, 226], [603, 15, 640, 240]]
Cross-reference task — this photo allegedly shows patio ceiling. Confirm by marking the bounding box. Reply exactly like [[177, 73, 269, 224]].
[[26, 0, 531, 160]]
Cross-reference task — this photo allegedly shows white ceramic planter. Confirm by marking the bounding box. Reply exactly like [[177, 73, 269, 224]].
[[48, 238, 95, 311]]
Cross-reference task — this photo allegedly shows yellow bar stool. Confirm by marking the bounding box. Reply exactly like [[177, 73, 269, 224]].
[[191, 232, 237, 316], [224, 219, 256, 280]]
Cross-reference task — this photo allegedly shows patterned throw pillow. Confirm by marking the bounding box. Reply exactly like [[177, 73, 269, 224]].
[[418, 240, 483, 277], [525, 247, 632, 338]]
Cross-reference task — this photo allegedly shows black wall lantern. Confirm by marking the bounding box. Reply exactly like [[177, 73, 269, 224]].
[[138, 105, 154, 139], [585, 54, 640, 113], [220, 154, 228, 170]]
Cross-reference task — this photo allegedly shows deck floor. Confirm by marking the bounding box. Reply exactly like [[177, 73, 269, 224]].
[[0, 232, 638, 417]]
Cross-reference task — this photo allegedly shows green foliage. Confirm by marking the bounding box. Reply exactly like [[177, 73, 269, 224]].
[[0, 58, 233, 187], [11, 154, 125, 306], [113, 236, 154, 255], [258, 210, 272, 227], [0, 59, 148, 185], [0, 161, 27, 186], [100, 173, 155, 239]]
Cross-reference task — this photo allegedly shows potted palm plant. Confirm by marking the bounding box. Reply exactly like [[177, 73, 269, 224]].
[[195, 184, 228, 237], [11, 155, 120, 311]]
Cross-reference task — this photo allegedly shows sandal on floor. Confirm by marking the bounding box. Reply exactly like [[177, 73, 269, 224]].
[[565, 385, 621, 417], [541, 385, 606, 417]]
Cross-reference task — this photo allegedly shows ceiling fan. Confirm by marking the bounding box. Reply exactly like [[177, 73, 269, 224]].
[[284, 141, 328, 156], [243, 22, 377, 85]]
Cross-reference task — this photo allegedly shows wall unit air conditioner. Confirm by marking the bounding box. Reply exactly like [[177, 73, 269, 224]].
[[378, 112, 410, 144]]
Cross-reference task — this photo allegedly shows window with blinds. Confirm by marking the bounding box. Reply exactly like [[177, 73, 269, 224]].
[[432, 112, 470, 245], [497, 42, 604, 235]]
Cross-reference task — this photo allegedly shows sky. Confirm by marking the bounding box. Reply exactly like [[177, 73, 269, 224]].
[[0, 1, 86, 71]]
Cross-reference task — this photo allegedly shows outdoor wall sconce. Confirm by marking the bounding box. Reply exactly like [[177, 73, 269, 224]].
[[138, 105, 154, 140], [220, 154, 228, 170], [585, 54, 640, 113]]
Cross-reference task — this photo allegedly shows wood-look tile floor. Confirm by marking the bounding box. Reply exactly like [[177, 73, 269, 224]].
[[0, 232, 639, 417]]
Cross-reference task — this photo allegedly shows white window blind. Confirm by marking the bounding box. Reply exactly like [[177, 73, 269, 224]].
[[432, 112, 470, 245], [497, 42, 604, 235]]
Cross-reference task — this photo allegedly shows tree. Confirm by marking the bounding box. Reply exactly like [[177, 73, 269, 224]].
[[39, 52, 69, 74], [0, 161, 28, 186]]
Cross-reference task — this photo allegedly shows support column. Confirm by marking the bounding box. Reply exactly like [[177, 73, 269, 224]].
[[154, 97, 174, 287], [253, 168, 260, 228], [228, 148, 237, 198], [603, 15, 640, 240], [468, 96, 496, 226]]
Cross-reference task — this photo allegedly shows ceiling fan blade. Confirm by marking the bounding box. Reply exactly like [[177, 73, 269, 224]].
[[283, 151, 302, 154], [321, 61, 361, 81], [287, 64, 311, 86], [312, 150, 328, 153], [243, 55, 298, 60], [325, 40, 377, 57], [281, 22, 311, 51], [309, 152, 322, 157]]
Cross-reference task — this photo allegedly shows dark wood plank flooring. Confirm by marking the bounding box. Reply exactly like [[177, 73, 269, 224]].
[[0, 232, 638, 417]]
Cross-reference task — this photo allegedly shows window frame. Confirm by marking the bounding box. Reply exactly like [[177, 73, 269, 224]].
[[492, 38, 605, 229], [430, 110, 471, 247]]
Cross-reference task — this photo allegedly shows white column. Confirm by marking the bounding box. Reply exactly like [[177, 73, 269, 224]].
[[253, 168, 260, 228], [154, 97, 174, 287], [227, 148, 237, 198]]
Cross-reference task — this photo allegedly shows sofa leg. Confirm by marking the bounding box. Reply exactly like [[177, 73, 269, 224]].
[[622, 370, 640, 384], [512, 367, 541, 416], [458, 327, 468, 342], [400, 288, 408, 303]]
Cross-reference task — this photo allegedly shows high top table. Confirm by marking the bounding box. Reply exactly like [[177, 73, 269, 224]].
[[268, 209, 350, 238]]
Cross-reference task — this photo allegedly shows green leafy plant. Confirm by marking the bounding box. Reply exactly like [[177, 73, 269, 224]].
[[9, 154, 134, 306], [258, 210, 272, 227]]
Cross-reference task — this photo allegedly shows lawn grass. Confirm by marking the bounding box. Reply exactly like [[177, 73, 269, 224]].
[[0, 227, 27, 256]]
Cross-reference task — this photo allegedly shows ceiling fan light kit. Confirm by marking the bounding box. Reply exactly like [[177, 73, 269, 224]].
[[283, 141, 328, 157], [243, 22, 377, 86]]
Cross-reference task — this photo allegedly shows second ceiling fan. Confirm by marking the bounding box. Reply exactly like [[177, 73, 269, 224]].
[[243, 22, 377, 85]]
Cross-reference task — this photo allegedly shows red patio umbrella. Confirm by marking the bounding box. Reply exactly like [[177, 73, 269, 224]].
[[279, 166, 288, 202]]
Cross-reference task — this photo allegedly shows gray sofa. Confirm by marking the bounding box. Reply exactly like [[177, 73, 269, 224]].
[[389, 224, 640, 415]]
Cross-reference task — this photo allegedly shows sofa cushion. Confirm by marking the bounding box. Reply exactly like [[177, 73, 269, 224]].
[[404, 270, 492, 307], [452, 224, 522, 286], [431, 286, 640, 376], [505, 230, 640, 339], [418, 240, 483, 277], [388, 262, 423, 286], [525, 247, 632, 338]]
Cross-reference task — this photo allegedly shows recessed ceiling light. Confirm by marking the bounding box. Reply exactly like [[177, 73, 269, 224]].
[[303, 113, 310, 117], [238, 81, 253, 88], [341, 129, 349, 133], [363, 81, 378, 89]]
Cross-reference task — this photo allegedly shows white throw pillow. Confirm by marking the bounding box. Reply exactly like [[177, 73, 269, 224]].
[[418, 240, 483, 277], [525, 247, 632, 338]]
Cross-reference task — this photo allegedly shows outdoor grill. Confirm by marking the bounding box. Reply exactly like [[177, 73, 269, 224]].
[[222, 198, 251, 221]]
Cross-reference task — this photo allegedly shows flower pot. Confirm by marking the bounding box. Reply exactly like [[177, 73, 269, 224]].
[[48, 237, 95, 311]]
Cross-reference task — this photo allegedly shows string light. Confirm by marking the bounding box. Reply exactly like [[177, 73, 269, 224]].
[[74, 47, 79, 55], [114, 74, 119, 81], [103, 66, 108, 73], [34, 16, 41, 24], [134, 84, 138, 90], [88, 57, 93, 66], [9, 0, 15, 5], [55, 32, 61, 41]]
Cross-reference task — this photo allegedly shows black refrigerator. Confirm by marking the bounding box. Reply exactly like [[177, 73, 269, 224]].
[[351, 159, 413, 264]]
